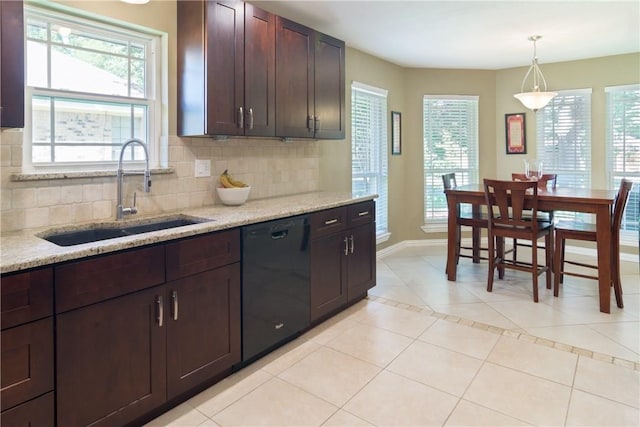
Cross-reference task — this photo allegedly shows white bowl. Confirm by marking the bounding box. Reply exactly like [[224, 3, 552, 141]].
[[216, 186, 251, 206]]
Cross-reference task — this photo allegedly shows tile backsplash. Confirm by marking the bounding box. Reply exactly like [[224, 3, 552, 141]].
[[0, 131, 320, 232]]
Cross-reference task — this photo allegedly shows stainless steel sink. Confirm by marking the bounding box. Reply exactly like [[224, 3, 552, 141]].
[[40, 216, 214, 247]]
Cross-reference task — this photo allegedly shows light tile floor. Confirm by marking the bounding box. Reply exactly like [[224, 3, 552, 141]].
[[147, 244, 640, 426]]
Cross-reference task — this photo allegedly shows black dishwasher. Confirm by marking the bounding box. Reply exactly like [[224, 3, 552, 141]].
[[241, 215, 310, 363]]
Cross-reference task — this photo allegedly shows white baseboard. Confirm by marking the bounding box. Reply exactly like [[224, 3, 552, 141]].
[[377, 237, 639, 263]]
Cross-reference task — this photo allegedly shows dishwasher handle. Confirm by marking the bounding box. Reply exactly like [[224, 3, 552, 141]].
[[271, 230, 289, 240]]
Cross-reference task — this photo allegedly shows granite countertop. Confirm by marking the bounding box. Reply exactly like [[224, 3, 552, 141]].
[[1, 192, 375, 274]]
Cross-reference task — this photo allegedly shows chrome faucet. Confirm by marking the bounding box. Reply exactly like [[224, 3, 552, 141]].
[[116, 138, 151, 220]]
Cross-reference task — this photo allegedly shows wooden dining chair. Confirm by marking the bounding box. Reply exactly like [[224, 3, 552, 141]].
[[442, 173, 489, 268], [483, 179, 554, 302], [511, 173, 557, 263], [553, 179, 633, 308]]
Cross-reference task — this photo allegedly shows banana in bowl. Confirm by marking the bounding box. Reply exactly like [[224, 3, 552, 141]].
[[216, 186, 251, 205], [216, 170, 250, 205]]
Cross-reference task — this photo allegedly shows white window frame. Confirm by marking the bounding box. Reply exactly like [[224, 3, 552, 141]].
[[536, 88, 592, 221], [22, 4, 165, 173], [606, 84, 640, 244], [351, 81, 389, 243], [422, 95, 479, 232]]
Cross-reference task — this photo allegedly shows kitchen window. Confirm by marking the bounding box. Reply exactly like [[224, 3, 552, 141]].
[[23, 5, 164, 171], [536, 89, 592, 221], [606, 84, 640, 241], [423, 95, 479, 228], [351, 82, 389, 241]]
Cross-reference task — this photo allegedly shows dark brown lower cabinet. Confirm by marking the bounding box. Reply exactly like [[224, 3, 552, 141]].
[[56, 264, 242, 426], [310, 232, 347, 322], [310, 201, 376, 322], [166, 264, 241, 399], [56, 286, 167, 427], [346, 223, 376, 302]]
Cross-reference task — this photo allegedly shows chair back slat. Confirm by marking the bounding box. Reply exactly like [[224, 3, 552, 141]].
[[442, 173, 457, 190], [612, 179, 634, 232], [484, 179, 539, 232]]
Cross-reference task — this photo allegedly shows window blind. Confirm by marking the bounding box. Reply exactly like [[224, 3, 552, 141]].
[[606, 84, 640, 234], [423, 95, 479, 223], [351, 82, 388, 236], [536, 89, 592, 221]]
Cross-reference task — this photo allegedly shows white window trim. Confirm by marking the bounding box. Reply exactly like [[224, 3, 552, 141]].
[[422, 94, 479, 227], [22, 3, 167, 173], [351, 80, 389, 239]]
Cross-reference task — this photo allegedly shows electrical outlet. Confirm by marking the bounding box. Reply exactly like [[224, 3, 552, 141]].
[[194, 159, 211, 177]]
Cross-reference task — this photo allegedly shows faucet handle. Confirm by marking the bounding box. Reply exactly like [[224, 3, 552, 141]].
[[145, 170, 152, 192]]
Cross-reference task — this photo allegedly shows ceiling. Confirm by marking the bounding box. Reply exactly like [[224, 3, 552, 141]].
[[255, 0, 640, 70]]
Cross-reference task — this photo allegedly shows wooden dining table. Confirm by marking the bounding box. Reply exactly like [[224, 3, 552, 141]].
[[444, 184, 617, 313]]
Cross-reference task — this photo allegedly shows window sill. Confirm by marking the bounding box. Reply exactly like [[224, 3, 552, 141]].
[[421, 222, 447, 233], [10, 167, 174, 182], [376, 232, 391, 245]]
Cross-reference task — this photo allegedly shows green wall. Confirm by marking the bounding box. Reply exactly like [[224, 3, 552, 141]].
[[327, 50, 640, 250]]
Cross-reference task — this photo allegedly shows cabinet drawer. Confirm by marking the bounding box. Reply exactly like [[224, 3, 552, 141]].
[[55, 245, 165, 313], [1, 267, 53, 330], [1, 317, 54, 411], [1, 391, 54, 427], [166, 229, 240, 281], [347, 200, 375, 227], [310, 206, 347, 238]]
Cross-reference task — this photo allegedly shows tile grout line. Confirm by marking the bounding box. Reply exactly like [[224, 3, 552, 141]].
[[365, 294, 640, 372]]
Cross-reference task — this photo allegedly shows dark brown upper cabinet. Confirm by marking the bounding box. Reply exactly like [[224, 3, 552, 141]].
[[177, 0, 275, 137], [275, 17, 345, 140], [0, 0, 25, 129]]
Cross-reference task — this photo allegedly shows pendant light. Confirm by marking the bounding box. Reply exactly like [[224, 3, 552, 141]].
[[514, 35, 557, 112]]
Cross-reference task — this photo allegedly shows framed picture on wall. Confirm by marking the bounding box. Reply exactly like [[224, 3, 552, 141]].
[[505, 113, 526, 154], [391, 111, 401, 155]]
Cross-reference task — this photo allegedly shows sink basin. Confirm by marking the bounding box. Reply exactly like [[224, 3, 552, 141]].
[[41, 216, 214, 247]]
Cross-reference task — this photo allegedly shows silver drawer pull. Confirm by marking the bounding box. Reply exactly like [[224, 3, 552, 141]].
[[275, 323, 284, 329], [172, 290, 178, 321], [324, 218, 338, 225], [156, 296, 164, 327], [358, 211, 369, 217]]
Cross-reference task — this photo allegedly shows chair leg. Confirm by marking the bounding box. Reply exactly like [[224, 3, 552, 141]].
[[545, 232, 553, 290], [531, 238, 539, 303], [455, 225, 462, 266], [559, 238, 566, 284], [512, 238, 518, 262], [487, 235, 495, 293], [497, 237, 505, 280], [612, 239, 624, 309], [553, 233, 562, 297]]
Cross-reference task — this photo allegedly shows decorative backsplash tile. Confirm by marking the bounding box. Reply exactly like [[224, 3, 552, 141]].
[[0, 132, 320, 232]]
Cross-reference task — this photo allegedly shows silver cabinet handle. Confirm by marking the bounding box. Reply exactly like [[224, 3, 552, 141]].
[[349, 235, 354, 254], [307, 115, 314, 131], [358, 211, 369, 217], [171, 290, 178, 321], [324, 218, 338, 225], [314, 115, 320, 132], [238, 106, 244, 129], [248, 108, 254, 130], [343, 237, 349, 255], [156, 296, 164, 327]]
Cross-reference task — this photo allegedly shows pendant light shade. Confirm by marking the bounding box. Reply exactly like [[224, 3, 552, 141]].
[[514, 35, 557, 112]]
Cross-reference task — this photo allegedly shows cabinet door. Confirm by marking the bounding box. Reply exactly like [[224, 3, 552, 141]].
[[244, 3, 275, 137], [1, 318, 53, 411], [166, 264, 241, 399], [1, 267, 53, 330], [205, 0, 245, 135], [310, 233, 347, 322], [346, 223, 376, 302], [0, 0, 24, 128], [1, 392, 54, 427], [313, 32, 345, 139], [275, 17, 314, 138], [56, 287, 166, 427]]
